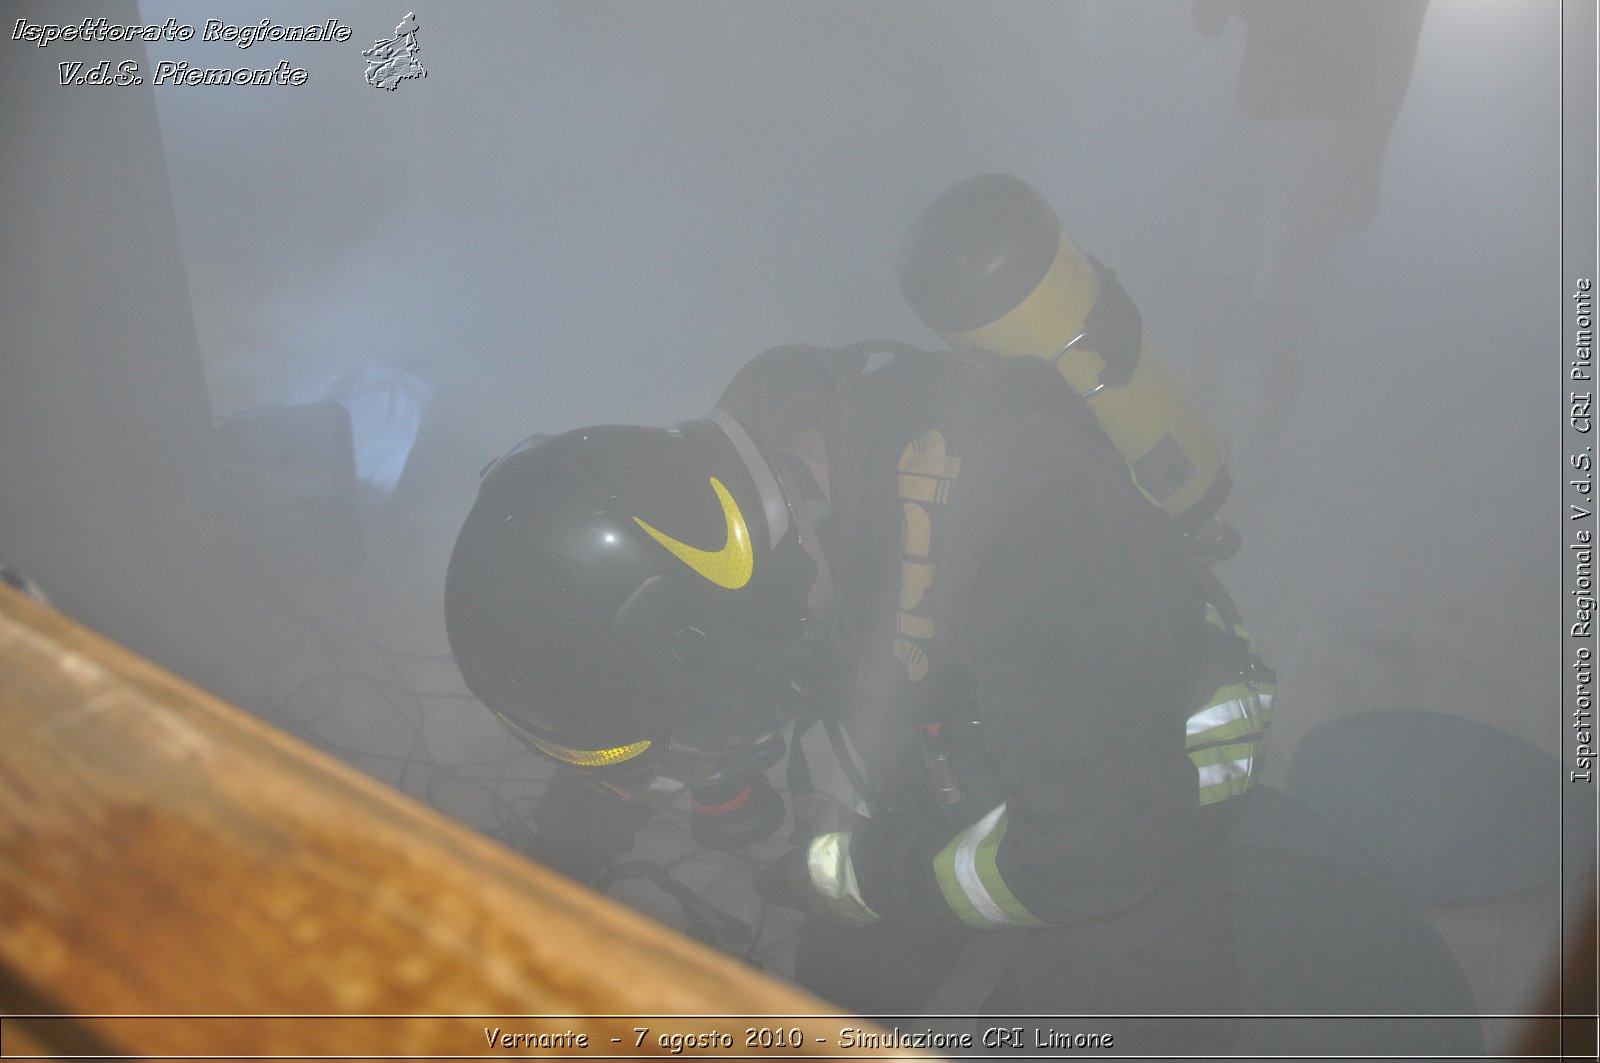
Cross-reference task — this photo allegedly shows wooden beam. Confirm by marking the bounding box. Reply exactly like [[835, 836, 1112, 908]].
[[0, 584, 891, 1059]]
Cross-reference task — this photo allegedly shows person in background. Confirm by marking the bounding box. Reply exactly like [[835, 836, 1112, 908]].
[[1185, 0, 1429, 488]]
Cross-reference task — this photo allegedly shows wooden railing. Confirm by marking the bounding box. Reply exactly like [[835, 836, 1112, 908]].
[[0, 583, 896, 1060]]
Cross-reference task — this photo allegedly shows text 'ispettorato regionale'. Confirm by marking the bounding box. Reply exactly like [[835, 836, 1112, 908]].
[[13, 17, 352, 87]]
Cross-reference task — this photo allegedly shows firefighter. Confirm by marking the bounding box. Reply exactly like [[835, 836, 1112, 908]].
[[1185, 0, 1430, 476], [446, 337, 1267, 1016], [443, 177, 1473, 1051]]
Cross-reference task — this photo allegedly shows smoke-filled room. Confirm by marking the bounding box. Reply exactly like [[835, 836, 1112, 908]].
[[2, 2, 1595, 1058]]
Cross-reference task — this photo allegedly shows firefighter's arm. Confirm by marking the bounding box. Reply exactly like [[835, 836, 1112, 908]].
[[754, 808, 974, 932], [769, 796, 1090, 932]]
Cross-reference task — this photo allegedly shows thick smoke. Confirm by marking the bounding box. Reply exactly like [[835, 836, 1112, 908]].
[[1, 0, 1583, 1048]]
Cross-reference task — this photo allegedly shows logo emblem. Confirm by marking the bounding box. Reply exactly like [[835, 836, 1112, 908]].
[[633, 476, 753, 590], [364, 12, 426, 90]]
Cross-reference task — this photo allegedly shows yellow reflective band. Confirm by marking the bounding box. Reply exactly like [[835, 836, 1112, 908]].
[[633, 476, 753, 590], [1190, 740, 1262, 805], [934, 803, 1047, 930], [496, 712, 653, 767], [898, 430, 963, 478], [527, 735, 652, 768]]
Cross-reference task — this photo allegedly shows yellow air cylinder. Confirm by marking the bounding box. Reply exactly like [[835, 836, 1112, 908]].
[[897, 174, 1229, 529]]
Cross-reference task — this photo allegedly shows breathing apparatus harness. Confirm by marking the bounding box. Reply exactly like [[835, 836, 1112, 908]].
[[750, 336, 1260, 840]]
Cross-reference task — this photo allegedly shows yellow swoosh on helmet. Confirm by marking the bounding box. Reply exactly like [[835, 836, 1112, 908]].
[[633, 476, 753, 590]]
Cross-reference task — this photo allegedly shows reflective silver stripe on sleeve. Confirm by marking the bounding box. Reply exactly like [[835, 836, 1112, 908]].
[[951, 803, 1013, 927], [1187, 689, 1272, 805], [1196, 756, 1254, 789], [932, 808, 1049, 929], [1186, 692, 1273, 738]]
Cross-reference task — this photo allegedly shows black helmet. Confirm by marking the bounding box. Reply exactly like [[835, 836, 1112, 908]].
[[444, 411, 817, 789]]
